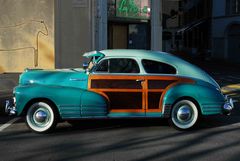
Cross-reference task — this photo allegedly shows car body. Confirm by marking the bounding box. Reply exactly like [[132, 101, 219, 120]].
[[6, 49, 234, 133]]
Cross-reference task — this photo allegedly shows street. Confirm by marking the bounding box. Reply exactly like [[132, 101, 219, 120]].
[[0, 61, 240, 161]]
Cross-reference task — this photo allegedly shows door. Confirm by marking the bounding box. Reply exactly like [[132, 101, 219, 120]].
[[141, 59, 178, 117], [108, 23, 150, 50], [89, 58, 145, 117], [109, 24, 128, 49]]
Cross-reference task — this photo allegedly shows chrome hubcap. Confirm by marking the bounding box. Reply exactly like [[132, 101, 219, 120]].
[[31, 107, 51, 127], [177, 106, 192, 122], [34, 110, 48, 123], [171, 100, 198, 129]]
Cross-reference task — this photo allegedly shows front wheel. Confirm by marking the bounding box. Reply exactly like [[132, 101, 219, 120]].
[[26, 101, 58, 133], [169, 100, 199, 130]]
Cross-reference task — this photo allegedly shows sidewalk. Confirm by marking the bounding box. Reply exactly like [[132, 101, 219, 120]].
[[0, 73, 20, 115]]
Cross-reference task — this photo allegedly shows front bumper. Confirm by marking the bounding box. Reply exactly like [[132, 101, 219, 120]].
[[222, 95, 234, 115], [5, 98, 17, 116]]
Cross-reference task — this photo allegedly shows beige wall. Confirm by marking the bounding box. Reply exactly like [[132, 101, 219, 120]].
[[0, 0, 54, 73]]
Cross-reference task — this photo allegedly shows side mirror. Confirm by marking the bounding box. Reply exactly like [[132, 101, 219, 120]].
[[83, 62, 88, 70]]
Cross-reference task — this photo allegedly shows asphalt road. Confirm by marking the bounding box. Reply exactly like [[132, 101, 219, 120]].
[[0, 63, 240, 161]]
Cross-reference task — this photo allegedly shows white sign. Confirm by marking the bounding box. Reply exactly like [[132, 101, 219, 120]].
[[72, 0, 88, 8]]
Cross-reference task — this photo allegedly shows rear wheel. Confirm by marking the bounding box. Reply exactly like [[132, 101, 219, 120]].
[[26, 101, 58, 133], [169, 100, 199, 130]]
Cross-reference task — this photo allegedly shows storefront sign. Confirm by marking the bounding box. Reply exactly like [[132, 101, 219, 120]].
[[116, 0, 150, 19]]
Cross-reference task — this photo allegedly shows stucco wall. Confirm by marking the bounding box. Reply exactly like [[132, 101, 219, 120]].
[[0, 0, 54, 73]]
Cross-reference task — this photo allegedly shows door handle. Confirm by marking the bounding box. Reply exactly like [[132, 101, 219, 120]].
[[136, 79, 145, 82]]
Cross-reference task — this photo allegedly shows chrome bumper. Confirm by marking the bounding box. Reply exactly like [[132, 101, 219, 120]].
[[5, 99, 17, 116], [223, 95, 234, 115]]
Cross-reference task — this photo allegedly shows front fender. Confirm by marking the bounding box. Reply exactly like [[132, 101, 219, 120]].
[[163, 83, 225, 116], [15, 84, 108, 118]]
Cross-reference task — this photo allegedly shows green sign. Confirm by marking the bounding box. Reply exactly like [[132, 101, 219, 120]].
[[116, 0, 150, 19]]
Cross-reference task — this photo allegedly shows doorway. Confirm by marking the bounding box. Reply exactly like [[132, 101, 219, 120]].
[[108, 23, 150, 49]]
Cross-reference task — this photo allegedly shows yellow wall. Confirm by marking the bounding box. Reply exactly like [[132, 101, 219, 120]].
[[0, 0, 54, 73]]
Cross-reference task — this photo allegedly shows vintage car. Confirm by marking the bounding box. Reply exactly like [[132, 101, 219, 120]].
[[6, 50, 234, 133]]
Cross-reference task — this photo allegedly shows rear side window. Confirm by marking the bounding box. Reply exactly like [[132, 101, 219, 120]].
[[142, 59, 176, 74], [95, 58, 140, 73]]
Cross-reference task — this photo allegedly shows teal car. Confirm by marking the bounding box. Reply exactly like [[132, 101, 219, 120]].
[[5, 50, 234, 133]]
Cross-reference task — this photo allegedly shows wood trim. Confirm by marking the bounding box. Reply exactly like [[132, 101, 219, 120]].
[[89, 89, 143, 92], [146, 109, 162, 112], [148, 89, 165, 92], [143, 79, 148, 110], [88, 74, 195, 114], [110, 109, 145, 113], [90, 75, 142, 80], [158, 79, 195, 112]]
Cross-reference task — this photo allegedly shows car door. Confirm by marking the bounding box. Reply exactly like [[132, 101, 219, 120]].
[[88, 58, 146, 117], [141, 59, 179, 117]]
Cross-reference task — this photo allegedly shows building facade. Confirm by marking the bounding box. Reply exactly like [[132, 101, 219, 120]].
[[0, 0, 163, 73], [162, 0, 182, 52], [1, 0, 238, 73], [212, 0, 240, 62], [177, 0, 212, 58]]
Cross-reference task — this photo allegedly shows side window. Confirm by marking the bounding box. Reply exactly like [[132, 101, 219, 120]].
[[95, 59, 109, 72], [109, 59, 140, 73], [142, 59, 176, 74]]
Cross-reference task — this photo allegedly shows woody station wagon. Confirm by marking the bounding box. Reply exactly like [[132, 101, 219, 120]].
[[6, 50, 234, 133]]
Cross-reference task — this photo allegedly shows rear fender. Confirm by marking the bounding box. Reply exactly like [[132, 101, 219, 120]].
[[162, 83, 224, 117]]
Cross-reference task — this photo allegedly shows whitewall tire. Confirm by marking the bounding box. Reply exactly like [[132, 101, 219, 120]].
[[26, 101, 58, 133], [170, 100, 199, 130]]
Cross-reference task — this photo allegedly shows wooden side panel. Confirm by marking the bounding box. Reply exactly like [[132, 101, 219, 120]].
[[145, 76, 194, 113], [88, 75, 144, 113], [88, 74, 194, 115]]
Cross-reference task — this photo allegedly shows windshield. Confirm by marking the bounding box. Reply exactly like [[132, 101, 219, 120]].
[[83, 51, 105, 71], [86, 56, 101, 71]]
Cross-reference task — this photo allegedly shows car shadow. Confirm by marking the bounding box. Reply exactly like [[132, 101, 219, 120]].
[[54, 118, 170, 134], [4, 102, 240, 134]]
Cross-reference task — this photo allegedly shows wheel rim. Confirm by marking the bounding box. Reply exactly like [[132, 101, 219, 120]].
[[26, 102, 54, 132], [32, 108, 50, 127], [171, 100, 198, 129]]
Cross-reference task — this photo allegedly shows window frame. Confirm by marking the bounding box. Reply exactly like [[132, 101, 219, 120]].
[[92, 57, 141, 75], [141, 59, 177, 75]]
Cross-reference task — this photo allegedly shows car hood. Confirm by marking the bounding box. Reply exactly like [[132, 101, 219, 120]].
[[19, 68, 89, 89]]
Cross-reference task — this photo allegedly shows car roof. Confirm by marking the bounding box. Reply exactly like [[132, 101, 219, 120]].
[[98, 49, 219, 88], [100, 49, 171, 60]]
